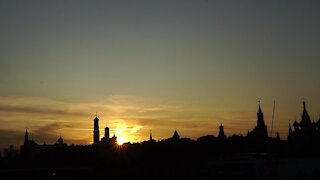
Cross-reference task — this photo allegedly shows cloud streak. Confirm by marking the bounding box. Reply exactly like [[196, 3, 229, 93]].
[[0, 95, 271, 148], [0, 105, 84, 117]]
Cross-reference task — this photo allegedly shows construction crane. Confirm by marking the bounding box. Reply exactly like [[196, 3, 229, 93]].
[[270, 100, 275, 137]]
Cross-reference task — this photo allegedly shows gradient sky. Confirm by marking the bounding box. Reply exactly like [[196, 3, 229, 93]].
[[1, 0, 320, 150]]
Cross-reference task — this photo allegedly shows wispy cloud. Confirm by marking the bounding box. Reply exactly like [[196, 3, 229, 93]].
[[0, 105, 84, 117], [0, 95, 261, 148]]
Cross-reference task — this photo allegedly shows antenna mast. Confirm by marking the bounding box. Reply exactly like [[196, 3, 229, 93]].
[[271, 100, 275, 137]]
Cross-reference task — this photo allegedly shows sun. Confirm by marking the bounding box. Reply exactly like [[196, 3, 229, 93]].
[[117, 136, 125, 145]]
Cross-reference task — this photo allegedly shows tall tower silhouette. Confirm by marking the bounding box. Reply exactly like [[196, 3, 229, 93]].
[[104, 124, 110, 140], [247, 101, 268, 139], [24, 129, 29, 146], [93, 113, 100, 144], [255, 101, 268, 138], [257, 101, 265, 127], [218, 124, 226, 139]]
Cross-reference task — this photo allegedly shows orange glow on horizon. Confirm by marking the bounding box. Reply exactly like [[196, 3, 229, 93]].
[[117, 136, 125, 145]]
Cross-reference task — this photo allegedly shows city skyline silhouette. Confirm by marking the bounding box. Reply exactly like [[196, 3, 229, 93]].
[[12, 100, 319, 146], [1, 99, 319, 149], [1, 1, 320, 179], [8, 100, 319, 146], [2, 100, 320, 180], [1, 1, 320, 151]]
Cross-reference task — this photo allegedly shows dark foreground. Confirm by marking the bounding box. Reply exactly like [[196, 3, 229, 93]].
[[1, 139, 320, 180]]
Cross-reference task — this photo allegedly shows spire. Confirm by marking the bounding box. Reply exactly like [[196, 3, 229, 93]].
[[94, 112, 99, 121], [24, 128, 29, 145], [301, 101, 311, 128], [257, 100, 265, 127], [258, 100, 262, 113], [172, 129, 180, 140], [302, 101, 309, 117], [149, 129, 153, 141], [251, 100, 268, 139]]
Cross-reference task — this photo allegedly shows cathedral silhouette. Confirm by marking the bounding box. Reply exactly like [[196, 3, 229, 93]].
[[247, 101, 268, 140], [287, 101, 320, 151], [92, 114, 117, 145]]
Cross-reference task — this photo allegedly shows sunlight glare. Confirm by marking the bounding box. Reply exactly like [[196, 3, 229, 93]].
[[117, 136, 125, 145]]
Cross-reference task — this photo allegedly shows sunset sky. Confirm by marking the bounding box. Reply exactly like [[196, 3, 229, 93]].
[[1, 1, 320, 150]]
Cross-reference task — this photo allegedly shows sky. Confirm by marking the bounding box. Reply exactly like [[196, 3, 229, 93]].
[[0, 0, 320, 150]]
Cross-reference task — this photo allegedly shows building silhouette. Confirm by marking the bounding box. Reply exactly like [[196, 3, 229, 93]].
[[3, 145, 19, 158], [172, 129, 180, 140], [218, 124, 226, 139], [6, 101, 320, 180], [104, 125, 110, 140], [57, 136, 64, 146], [93, 114, 100, 144], [24, 129, 28, 146], [20, 128, 68, 158], [110, 133, 117, 144], [288, 101, 320, 146], [100, 121, 110, 143], [150, 130, 153, 141], [93, 115, 114, 145], [247, 101, 268, 140], [22, 128, 37, 150]]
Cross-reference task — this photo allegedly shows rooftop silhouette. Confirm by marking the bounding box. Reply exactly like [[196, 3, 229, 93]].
[[1, 101, 320, 180]]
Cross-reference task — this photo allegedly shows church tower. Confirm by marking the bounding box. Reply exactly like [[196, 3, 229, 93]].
[[93, 114, 100, 144], [247, 101, 268, 139], [104, 124, 110, 140], [218, 124, 226, 139], [256, 101, 268, 138], [257, 101, 266, 127]]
